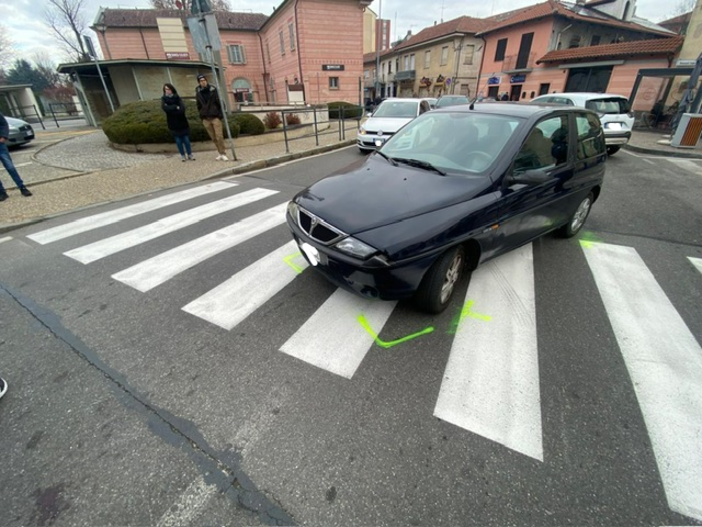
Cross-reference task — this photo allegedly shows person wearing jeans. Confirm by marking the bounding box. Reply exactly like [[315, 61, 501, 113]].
[[0, 112, 32, 201], [161, 83, 195, 162]]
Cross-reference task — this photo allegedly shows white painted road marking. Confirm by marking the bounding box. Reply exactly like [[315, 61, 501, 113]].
[[182, 240, 308, 329], [0, 236, 12, 244], [280, 288, 397, 379], [28, 181, 237, 244], [667, 158, 702, 176], [689, 257, 702, 276], [113, 203, 288, 292], [583, 241, 702, 521], [434, 244, 543, 461], [65, 188, 277, 263], [155, 475, 217, 527]]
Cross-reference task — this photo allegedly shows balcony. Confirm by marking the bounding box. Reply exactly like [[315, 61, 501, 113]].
[[502, 53, 536, 73], [394, 70, 416, 82]]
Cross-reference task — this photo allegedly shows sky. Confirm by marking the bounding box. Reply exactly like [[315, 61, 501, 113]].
[[2, 0, 684, 68]]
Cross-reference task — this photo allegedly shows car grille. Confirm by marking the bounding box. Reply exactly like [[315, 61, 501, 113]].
[[19, 125, 32, 132], [296, 207, 346, 245]]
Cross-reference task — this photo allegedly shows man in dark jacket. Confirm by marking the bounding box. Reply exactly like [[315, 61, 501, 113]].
[[195, 74, 228, 161], [0, 112, 32, 201]]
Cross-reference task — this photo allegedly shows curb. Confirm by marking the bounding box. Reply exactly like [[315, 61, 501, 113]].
[[0, 139, 356, 235], [622, 143, 702, 159]]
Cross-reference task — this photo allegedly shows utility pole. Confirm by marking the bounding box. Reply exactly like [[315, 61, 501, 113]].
[[375, 0, 382, 100], [83, 34, 115, 113]]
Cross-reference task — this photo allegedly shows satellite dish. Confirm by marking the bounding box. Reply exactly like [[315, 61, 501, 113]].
[[175, 0, 183, 8]]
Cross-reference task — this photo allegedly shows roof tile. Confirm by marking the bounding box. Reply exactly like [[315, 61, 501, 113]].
[[537, 35, 683, 63], [97, 8, 268, 31]]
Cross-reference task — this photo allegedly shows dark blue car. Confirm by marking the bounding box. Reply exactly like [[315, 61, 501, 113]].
[[287, 103, 606, 313]]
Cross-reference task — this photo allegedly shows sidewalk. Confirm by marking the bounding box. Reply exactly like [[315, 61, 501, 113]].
[[0, 124, 357, 234], [0, 125, 699, 235]]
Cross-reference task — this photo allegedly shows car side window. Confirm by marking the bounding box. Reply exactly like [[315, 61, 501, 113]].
[[514, 116, 569, 171], [575, 113, 606, 160], [419, 101, 430, 114]]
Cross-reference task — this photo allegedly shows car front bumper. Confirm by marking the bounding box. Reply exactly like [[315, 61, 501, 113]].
[[356, 133, 392, 151], [287, 213, 436, 300]]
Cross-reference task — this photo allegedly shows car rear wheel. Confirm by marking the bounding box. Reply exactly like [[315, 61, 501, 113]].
[[414, 246, 466, 313], [558, 192, 593, 238], [607, 145, 620, 155]]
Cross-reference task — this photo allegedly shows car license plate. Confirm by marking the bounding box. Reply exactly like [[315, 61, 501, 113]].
[[299, 242, 321, 266], [607, 123, 622, 130]]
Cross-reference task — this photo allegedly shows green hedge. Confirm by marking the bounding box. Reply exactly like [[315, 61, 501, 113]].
[[328, 101, 363, 120], [102, 100, 253, 145]]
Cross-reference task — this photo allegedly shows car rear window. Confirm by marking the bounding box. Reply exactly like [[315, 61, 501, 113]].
[[585, 97, 630, 114]]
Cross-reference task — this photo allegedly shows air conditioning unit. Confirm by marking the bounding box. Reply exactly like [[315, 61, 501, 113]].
[[671, 113, 702, 148]]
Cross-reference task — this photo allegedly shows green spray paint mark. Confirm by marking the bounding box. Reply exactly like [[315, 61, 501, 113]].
[[449, 300, 492, 334], [579, 231, 604, 249], [283, 252, 306, 274], [357, 314, 434, 349]]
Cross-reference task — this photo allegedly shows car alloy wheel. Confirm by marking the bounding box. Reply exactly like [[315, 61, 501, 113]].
[[559, 192, 593, 238], [414, 245, 465, 314]]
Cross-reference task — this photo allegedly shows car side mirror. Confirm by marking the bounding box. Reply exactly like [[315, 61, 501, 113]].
[[511, 168, 550, 185]]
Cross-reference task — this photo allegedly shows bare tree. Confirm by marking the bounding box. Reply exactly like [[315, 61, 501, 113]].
[[44, 0, 88, 63], [670, 0, 696, 17], [33, 52, 61, 87], [149, 0, 232, 11], [0, 25, 16, 69]]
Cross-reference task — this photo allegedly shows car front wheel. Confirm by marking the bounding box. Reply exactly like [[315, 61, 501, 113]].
[[414, 246, 466, 313], [607, 145, 620, 155], [558, 192, 593, 238]]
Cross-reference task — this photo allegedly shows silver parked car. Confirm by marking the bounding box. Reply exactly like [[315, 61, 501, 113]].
[[357, 98, 432, 153], [5, 116, 35, 147]]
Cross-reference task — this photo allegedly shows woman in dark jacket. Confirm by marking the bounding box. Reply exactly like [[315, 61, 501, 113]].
[[161, 83, 195, 161]]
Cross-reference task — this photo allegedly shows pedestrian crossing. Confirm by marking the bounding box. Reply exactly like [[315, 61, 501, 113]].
[[21, 180, 702, 522]]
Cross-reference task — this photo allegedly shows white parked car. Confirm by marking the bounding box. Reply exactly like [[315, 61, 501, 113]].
[[530, 92, 634, 155], [357, 98, 432, 153]]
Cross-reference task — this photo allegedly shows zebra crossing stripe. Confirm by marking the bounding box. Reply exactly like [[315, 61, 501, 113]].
[[689, 257, 702, 275], [182, 240, 308, 330], [280, 289, 397, 379], [583, 241, 702, 521], [112, 203, 288, 292], [667, 158, 702, 176], [434, 244, 543, 461], [28, 181, 237, 245], [64, 188, 278, 264]]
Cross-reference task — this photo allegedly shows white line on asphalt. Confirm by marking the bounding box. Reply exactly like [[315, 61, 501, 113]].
[[667, 158, 702, 176], [14, 162, 33, 168], [280, 288, 397, 379], [28, 181, 237, 244], [64, 188, 277, 263], [113, 203, 288, 292], [434, 244, 543, 461], [182, 240, 308, 329], [582, 241, 702, 521], [0, 236, 12, 244], [689, 257, 702, 275], [155, 475, 217, 527]]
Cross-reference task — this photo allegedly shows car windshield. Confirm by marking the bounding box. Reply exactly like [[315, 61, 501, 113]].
[[372, 101, 419, 118], [379, 111, 523, 176], [585, 97, 630, 114], [436, 96, 469, 107]]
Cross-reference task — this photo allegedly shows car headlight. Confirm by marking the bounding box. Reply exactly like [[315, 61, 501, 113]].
[[335, 236, 377, 258], [358, 126, 366, 135], [9, 125, 18, 132], [287, 200, 299, 219]]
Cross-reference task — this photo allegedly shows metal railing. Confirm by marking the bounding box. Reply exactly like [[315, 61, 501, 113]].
[[9, 105, 46, 130], [278, 105, 363, 153]]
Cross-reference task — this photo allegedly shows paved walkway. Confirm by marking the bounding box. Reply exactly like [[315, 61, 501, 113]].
[[0, 122, 699, 234]]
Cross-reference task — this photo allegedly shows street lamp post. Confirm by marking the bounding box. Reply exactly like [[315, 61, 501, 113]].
[[83, 34, 115, 114], [375, 0, 381, 100]]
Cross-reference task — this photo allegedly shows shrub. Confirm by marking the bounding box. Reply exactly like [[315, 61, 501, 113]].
[[328, 101, 363, 120], [263, 111, 282, 129], [233, 113, 265, 135], [285, 113, 301, 126], [102, 99, 240, 145]]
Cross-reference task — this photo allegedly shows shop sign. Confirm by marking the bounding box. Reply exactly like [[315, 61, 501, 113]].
[[487, 76, 501, 85], [322, 64, 345, 71], [510, 74, 526, 83], [165, 52, 190, 60]]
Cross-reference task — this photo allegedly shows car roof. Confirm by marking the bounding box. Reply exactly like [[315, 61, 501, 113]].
[[433, 101, 592, 119], [380, 98, 425, 103], [533, 92, 629, 102], [438, 95, 467, 99]]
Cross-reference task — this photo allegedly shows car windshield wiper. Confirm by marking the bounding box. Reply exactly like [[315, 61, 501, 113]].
[[375, 150, 398, 166], [393, 157, 447, 176]]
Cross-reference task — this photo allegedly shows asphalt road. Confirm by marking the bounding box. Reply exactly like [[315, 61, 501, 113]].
[[1, 147, 701, 526]]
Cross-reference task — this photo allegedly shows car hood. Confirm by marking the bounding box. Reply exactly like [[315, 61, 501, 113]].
[[362, 116, 414, 134], [5, 117, 28, 127], [294, 154, 492, 234]]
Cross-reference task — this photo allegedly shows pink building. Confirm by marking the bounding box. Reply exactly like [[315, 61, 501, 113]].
[[476, 0, 679, 105], [89, 0, 371, 108]]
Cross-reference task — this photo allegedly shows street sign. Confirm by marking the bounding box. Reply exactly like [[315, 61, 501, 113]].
[[186, 13, 221, 53]]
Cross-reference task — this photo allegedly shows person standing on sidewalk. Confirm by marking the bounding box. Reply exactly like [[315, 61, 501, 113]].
[[0, 111, 32, 201], [161, 83, 195, 162], [195, 74, 228, 161]]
